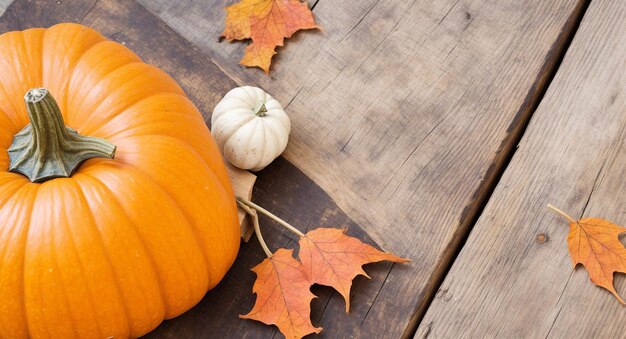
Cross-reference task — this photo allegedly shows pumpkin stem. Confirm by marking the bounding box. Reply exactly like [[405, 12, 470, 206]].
[[255, 103, 267, 117], [8, 88, 116, 183]]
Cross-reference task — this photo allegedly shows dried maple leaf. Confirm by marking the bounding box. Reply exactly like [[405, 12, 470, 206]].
[[549, 204, 626, 303], [222, 0, 319, 73], [298, 228, 410, 312], [236, 198, 409, 335], [240, 248, 322, 338]]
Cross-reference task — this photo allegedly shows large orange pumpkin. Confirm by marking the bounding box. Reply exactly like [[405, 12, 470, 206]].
[[0, 23, 240, 337]]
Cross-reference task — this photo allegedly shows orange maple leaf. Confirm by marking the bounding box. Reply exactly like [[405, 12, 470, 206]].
[[240, 248, 322, 338], [298, 228, 410, 312], [222, 0, 319, 73], [549, 204, 626, 303]]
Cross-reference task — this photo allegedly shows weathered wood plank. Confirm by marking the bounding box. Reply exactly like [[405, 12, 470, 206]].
[[417, 0, 626, 337], [0, 0, 11, 16], [0, 0, 96, 29], [141, 0, 587, 336]]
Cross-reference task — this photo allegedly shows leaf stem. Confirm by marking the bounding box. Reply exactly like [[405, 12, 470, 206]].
[[547, 204, 577, 224], [237, 200, 273, 258], [236, 196, 305, 237]]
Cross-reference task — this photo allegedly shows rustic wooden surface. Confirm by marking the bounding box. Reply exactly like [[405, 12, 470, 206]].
[[1, 0, 619, 338], [417, 0, 626, 337], [0, 0, 10, 16], [139, 0, 586, 337]]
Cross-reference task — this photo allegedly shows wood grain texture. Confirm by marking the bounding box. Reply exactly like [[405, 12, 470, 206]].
[[0, 0, 97, 28], [0, 0, 392, 337], [417, 0, 626, 337], [141, 0, 586, 336], [0, 0, 11, 16]]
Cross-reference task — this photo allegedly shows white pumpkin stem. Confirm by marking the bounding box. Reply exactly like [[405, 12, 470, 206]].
[[237, 200, 273, 258], [547, 204, 577, 224], [236, 196, 305, 237], [254, 103, 267, 117]]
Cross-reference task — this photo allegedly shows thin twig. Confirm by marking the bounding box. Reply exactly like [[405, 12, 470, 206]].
[[237, 196, 305, 237], [237, 200, 273, 258]]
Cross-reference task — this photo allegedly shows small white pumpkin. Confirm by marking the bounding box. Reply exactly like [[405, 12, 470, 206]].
[[211, 86, 291, 171]]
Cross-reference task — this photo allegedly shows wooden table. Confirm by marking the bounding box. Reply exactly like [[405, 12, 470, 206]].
[[0, 0, 623, 337]]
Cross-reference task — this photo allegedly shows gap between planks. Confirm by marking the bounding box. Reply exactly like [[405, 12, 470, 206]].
[[404, 1, 592, 338]]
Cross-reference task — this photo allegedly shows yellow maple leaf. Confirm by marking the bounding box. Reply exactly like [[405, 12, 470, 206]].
[[549, 204, 626, 303]]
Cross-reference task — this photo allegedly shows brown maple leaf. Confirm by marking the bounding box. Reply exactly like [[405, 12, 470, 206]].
[[240, 248, 322, 338], [549, 204, 626, 303], [222, 0, 319, 73], [298, 228, 410, 312]]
